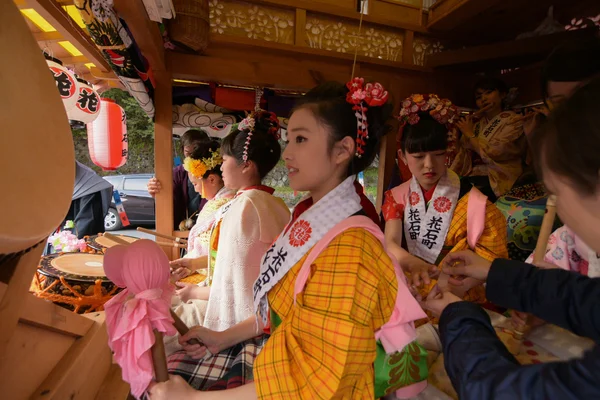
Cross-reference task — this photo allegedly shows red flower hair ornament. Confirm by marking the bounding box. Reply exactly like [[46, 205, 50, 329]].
[[345, 77, 390, 158]]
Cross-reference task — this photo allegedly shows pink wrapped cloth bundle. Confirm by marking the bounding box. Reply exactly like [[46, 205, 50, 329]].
[[103, 239, 176, 399]]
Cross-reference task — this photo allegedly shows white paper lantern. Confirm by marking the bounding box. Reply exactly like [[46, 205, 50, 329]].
[[87, 99, 127, 171], [46, 58, 78, 112], [67, 77, 101, 124]]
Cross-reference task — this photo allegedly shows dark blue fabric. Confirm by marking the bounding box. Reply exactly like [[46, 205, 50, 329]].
[[439, 260, 600, 400]]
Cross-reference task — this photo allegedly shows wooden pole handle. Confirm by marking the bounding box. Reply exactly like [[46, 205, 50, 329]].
[[169, 309, 202, 346], [533, 195, 557, 264], [137, 227, 188, 243], [102, 232, 131, 245], [151, 330, 169, 382]]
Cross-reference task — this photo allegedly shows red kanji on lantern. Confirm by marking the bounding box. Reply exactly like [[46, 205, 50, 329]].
[[87, 99, 128, 171]]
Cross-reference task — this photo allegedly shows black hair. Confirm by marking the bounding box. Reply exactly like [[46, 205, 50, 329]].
[[180, 129, 209, 151], [473, 76, 508, 97], [541, 34, 600, 100], [401, 112, 448, 154], [188, 139, 223, 179], [221, 111, 281, 179], [531, 77, 600, 195], [294, 81, 392, 176]]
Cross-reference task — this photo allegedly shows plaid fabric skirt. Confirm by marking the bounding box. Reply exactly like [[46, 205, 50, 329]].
[[167, 334, 269, 391]]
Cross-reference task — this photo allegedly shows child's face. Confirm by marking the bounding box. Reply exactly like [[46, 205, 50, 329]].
[[283, 108, 348, 195], [475, 88, 504, 112], [401, 150, 447, 190]]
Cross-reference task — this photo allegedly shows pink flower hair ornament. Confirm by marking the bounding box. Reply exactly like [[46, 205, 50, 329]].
[[238, 111, 281, 163]]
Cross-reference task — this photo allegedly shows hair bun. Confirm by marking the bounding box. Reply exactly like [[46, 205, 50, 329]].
[[254, 110, 281, 140]]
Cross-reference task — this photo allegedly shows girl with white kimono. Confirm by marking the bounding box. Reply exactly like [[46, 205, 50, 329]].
[[167, 111, 290, 391], [451, 77, 527, 200], [169, 139, 235, 284]]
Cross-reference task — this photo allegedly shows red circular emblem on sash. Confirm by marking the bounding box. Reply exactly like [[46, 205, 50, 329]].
[[433, 196, 452, 213], [409, 192, 420, 206], [500, 112, 511, 118], [289, 220, 312, 247]]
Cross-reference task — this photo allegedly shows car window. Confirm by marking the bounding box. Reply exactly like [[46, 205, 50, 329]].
[[123, 178, 149, 191]]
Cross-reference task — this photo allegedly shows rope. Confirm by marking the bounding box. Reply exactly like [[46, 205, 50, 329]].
[[350, 0, 367, 80]]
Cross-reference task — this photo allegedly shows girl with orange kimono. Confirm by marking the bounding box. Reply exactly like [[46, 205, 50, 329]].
[[383, 94, 508, 311], [149, 79, 428, 399]]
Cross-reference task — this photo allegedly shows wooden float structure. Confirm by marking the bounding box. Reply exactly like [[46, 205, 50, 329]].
[[2, 0, 600, 398]]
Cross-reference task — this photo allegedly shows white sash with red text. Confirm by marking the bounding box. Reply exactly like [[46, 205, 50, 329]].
[[252, 176, 362, 325], [404, 170, 460, 264]]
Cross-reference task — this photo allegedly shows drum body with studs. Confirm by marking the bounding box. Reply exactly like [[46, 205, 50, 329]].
[[32, 252, 120, 313]]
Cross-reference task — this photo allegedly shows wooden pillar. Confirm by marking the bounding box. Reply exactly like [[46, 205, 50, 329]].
[[376, 79, 402, 212], [154, 72, 175, 258], [403, 30, 415, 65], [295, 9, 307, 46]]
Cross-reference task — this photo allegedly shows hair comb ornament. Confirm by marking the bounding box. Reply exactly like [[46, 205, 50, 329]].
[[239, 111, 281, 163], [398, 94, 459, 128], [345, 77, 389, 158]]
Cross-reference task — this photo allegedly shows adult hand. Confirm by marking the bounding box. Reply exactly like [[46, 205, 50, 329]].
[[510, 310, 546, 331], [442, 250, 493, 283], [522, 106, 549, 136], [407, 258, 439, 288], [175, 282, 203, 303], [147, 177, 162, 197], [147, 375, 196, 400], [456, 115, 475, 138], [179, 326, 223, 359], [421, 284, 463, 318]]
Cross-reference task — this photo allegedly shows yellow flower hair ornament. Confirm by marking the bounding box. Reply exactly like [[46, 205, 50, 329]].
[[183, 157, 208, 179]]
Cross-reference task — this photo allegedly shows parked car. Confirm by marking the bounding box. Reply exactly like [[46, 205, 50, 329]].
[[102, 174, 155, 231]]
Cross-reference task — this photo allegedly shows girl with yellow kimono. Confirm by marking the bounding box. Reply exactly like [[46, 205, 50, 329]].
[[166, 112, 290, 391], [169, 139, 235, 284], [149, 80, 428, 399], [383, 94, 508, 310], [451, 78, 527, 200]]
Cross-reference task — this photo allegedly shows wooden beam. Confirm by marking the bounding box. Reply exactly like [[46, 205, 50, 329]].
[[113, 0, 166, 73], [295, 8, 307, 46], [61, 55, 87, 65], [34, 31, 62, 42], [19, 294, 95, 337], [427, 29, 595, 70], [209, 34, 429, 72], [27, 0, 111, 72], [154, 71, 174, 258], [170, 51, 350, 91], [243, 0, 428, 33], [427, 0, 504, 31]]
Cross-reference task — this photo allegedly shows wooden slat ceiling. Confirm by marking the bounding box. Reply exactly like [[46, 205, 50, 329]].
[[431, 0, 600, 47], [14, 0, 121, 91]]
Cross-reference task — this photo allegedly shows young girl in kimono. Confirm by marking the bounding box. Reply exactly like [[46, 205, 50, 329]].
[[383, 94, 508, 308], [169, 139, 235, 284], [451, 77, 527, 200], [149, 79, 428, 399], [167, 111, 290, 390]]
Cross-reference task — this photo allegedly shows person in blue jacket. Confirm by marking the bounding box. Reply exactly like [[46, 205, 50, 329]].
[[422, 77, 600, 399]]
